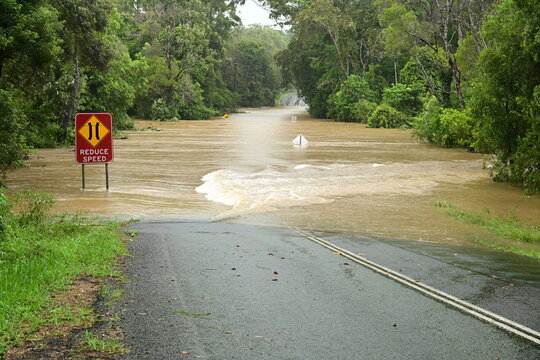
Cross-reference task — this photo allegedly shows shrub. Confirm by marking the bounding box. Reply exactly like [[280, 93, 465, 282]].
[[178, 103, 217, 120], [11, 190, 56, 227], [0, 89, 29, 180], [368, 104, 409, 128], [413, 96, 444, 144], [508, 126, 540, 193], [354, 99, 377, 123], [491, 88, 540, 193], [439, 109, 475, 148], [0, 189, 11, 234], [151, 98, 177, 121], [413, 97, 475, 148]]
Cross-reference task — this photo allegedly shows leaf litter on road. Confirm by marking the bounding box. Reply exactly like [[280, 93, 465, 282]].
[[174, 310, 211, 318]]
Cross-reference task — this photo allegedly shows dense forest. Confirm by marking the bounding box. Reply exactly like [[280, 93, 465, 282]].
[[1, 0, 539, 193]]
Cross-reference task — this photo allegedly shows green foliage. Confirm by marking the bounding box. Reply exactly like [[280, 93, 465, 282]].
[[225, 40, 277, 107], [439, 109, 475, 148], [446, 204, 540, 245], [413, 97, 475, 147], [222, 26, 289, 108], [0, 89, 28, 180], [454, 34, 482, 88], [412, 96, 443, 144], [0, 189, 126, 355], [222, 25, 289, 107], [364, 63, 392, 103], [508, 122, 540, 194], [368, 104, 409, 128], [276, 0, 380, 117], [327, 75, 376, 122], [11, 190, 55, 226], [0, 189, 10, 233], [80, 331, 127, 354], [469, 0, 540, 192], [355, 99, 378, 123], [436, 201, 540, 258], [278, 37, 337, 117], [399, 50, 452, 107], [382, 83, 423, 116], [150, 99, 177, 122]]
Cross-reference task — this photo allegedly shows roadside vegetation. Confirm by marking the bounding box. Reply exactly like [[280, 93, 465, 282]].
[[266, 0, 540, 193], [435, 201, 540, 259], [0, 188, 127, 356]]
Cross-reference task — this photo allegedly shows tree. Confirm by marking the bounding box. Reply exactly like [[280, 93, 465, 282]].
[[0, 0, 63, 173], [50, 0, 114, 140], [222, 26, 288, 107], [471, 0, 540, 192], [377, 0, 492, 109], [276, 0, 382, 117]]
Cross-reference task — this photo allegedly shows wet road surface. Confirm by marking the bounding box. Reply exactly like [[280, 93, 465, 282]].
[[119, 221, 540, 359]]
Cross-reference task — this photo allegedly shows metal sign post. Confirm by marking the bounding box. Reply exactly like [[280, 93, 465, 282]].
[[82, 164, 86, 189], [105, 163, 109, 190], [75, 113, 114, 190]]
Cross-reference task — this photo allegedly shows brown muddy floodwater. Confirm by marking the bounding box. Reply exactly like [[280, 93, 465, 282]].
[[6, 107, 540, 249]]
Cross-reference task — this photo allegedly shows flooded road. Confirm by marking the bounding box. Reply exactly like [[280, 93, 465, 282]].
[[7, 107, 540, 248]]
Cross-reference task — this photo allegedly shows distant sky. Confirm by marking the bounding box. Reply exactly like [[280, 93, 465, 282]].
[[237, 0, 276, 27]]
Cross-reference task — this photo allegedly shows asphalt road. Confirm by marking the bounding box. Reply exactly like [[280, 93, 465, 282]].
[[119, 221, 540, 359]]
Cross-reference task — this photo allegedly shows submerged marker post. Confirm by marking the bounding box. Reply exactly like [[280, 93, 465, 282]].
[[75, 113, 114, 190], [105, 163, 109, 190], [82, 164, 86, 189]]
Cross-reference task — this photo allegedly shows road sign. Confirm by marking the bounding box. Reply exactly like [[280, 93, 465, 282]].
[[75, 113, 114, 164]]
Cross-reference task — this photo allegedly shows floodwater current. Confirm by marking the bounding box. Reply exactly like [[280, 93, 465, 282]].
[[6, 107, 540, 249]]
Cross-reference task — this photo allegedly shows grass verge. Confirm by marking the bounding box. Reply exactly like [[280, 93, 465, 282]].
[[78, 330, 128, 354], [0, 189, 128, 356], [435, 200, 540, 258]]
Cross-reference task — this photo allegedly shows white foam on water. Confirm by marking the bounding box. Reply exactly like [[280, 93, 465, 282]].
[[196, 161, 485, 220]]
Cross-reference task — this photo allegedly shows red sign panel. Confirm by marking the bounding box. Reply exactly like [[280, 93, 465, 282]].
[[75, 113, 114, 164]]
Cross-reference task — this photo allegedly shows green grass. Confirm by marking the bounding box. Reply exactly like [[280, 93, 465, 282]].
[[473, 238, 540, 259], [0, 190, 127, 355], [101, 284, 124, 307], [435, 201, 540, 258], [79, 331, 127, 354]]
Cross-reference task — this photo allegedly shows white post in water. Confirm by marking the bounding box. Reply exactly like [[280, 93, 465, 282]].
[[292, 134, 308, 146], [291, 115, 297, 123]]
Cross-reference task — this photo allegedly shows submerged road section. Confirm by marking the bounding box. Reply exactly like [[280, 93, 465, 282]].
[[120, 221, 540, 359]]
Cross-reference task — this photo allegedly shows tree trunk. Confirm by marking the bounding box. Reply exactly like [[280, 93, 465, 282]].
[[394, 60, 398, 85], [439, 0, 465, 108], [449, 56, 465, 108], [61, 47, 80, 142], [414, 55, 440, 101]]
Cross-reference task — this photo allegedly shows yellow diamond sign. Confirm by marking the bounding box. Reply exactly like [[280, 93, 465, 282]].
[[78, 115, 110, 147]]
